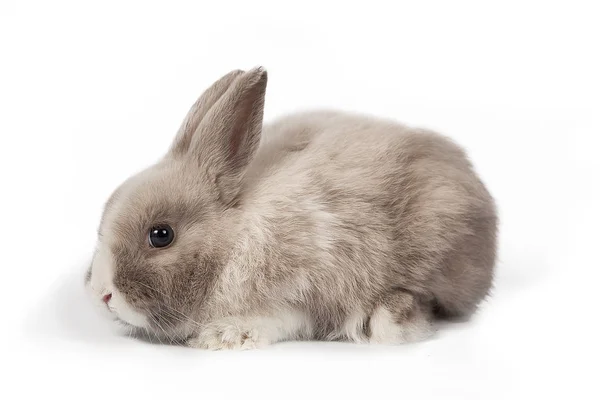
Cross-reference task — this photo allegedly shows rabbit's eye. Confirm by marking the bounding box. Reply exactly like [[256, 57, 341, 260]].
[[148, 225, 174, 248]]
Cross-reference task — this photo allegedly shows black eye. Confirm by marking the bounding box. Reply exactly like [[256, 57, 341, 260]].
[[148, 225, 174, 248]]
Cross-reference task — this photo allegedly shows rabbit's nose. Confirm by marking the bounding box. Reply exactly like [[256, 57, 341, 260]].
[[102, 293, 112, 304]]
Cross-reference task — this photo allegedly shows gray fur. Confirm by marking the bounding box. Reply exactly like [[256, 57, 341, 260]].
[[88, 67, 497, 347]]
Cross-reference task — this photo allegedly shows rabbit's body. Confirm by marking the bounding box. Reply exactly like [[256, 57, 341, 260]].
[[86, 69, 497, 349], [200, 111, 496, 345]]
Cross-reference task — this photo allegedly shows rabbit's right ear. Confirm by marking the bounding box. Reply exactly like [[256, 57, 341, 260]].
[[169, 69, 244, 156]]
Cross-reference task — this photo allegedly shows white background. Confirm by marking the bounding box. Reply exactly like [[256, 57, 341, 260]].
[[1, 1, 599, 399]]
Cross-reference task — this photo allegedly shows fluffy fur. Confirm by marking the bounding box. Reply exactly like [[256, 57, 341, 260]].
[[86, 67, 497, 349]]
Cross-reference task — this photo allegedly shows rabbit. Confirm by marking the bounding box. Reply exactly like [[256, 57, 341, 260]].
[[85, 67, 497, 350]]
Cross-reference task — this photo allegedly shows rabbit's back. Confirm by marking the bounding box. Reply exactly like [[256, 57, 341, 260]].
[[240, 111, 496, 335]]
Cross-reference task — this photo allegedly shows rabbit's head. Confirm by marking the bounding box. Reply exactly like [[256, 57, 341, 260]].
[[85, 68, 267, 339]]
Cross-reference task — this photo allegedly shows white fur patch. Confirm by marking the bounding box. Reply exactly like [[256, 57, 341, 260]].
[[369, 306, 432, 344], [87, 243, 148, 328], [188, 309, 313, 350]]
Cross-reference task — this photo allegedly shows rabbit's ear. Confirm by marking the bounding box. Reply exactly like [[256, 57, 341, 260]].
[[189, 67, 267, 205], [170, 69, 245, 156]]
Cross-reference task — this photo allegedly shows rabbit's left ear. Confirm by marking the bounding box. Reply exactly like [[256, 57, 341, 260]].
[[188, 67, 268, 205], [170, 69, 245, 157]]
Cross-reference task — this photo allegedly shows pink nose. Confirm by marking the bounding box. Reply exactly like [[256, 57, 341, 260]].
[[102, 293, 112, 304]]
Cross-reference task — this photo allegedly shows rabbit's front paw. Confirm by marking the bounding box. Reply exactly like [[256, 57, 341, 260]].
[[187, 319, 266, 350]]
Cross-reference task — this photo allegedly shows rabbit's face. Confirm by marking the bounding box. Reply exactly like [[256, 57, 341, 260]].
[[86, 160, 228, 339], [85, 67, 267, 340]]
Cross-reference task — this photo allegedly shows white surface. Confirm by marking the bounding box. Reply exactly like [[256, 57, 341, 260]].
[[1, 1, 598, 399]]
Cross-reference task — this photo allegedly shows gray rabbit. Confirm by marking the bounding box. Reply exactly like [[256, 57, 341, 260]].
[[85, 67, 497, 349]]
